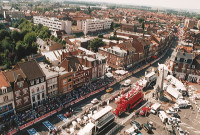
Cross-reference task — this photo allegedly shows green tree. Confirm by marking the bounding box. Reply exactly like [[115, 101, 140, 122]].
[[138, 18, 145, 23], [0, 24, 6, 30], [0, 30, 10, 40], [11, 30, 21, 42], [76, 7, 81, 11], [24, 32, 36, 45], [88, 38, 105, 52], [98, 34, 103, 38]]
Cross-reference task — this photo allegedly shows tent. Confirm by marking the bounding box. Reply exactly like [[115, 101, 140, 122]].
[[105, 72, 113, 78]]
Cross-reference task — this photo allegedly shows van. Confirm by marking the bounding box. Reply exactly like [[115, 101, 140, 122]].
[[158, 111, 168, 123], [150, 103, 161, 114]]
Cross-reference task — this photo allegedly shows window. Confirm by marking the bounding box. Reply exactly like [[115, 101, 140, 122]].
[[40, 77, 44, 82], [23, 88, 28, 95], [37, 94, 40, 100], [37, 87, 39, 92], [32, 96, 35, 102], [3, 96, 8, 102], [16, 99, 22, 106], [1, 87, 7, 94], [30, 80, 34, 86], [24, 96, 29, 103], [63, 80, 67, 85], [42, 93, 45, 99], [36, 79, 39, 84], [15, 90, 21, 97], [69, 85, 72, 89], [192, 65, 195, 69], [17, 81, 24, 88], [68, 78, 72, 82]]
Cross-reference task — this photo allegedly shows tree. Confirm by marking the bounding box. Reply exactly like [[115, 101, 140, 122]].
[[0, 30, 10, 40], [11, 30, 21, 42], [141, 21, 145, 36], [24, 32, 36, 45], [15, 41, 26, 59], [138, 18, 145, 23], [0, 23, 6, 30], [88, 38, 105, 52], [76, 7, 81, 11], [98, 34, 103, 38]]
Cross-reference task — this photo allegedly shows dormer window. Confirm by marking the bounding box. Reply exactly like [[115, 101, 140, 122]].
[[40, 77, 44, 83], [1, 87, 7, 94], [36, 79, 39, 84], [30, 80, 34, 86]]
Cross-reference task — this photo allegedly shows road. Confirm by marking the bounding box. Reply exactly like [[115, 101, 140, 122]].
[[17, 37, 178, 135]]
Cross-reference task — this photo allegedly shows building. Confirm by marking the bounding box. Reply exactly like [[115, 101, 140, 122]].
[[4, 10, 25, 22], [168, 46, 194, 80], [197, 20, 200, 30], [4, 69, 31, 112], [184, 19, 195, 30], [120, 23, 139, 33], [33, 16, 72, 34], [14, 60, 46, 107], [39, 63, 59, 97], [82, 18, 112, 35], [58, 67, 73, 94], [36, 38, 63, 53], [0, 71, 15, 120], [187, 55, 200, 83]]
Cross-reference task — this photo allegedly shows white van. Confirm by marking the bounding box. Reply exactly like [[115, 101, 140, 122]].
[[158, 111, 168, 123], [150, 103, 161, 114]]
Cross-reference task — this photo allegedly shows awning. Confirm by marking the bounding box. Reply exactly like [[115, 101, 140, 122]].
[[152, 55, 157, 59]]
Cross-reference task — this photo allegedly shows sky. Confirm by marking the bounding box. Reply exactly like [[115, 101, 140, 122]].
[[78, 0, 200, 10]]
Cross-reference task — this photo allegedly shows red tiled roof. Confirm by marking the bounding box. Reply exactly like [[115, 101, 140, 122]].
[[0, 71, 10, 88]]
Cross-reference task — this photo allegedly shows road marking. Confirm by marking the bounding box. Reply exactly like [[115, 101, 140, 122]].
[[57, 114, 69, 122], [27, 128, 39, 135], [43, 121, 55, 131]]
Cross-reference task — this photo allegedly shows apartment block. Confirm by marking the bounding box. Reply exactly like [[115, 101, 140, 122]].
[[33, 16, 72, 34], [82, 18, 112, 35]]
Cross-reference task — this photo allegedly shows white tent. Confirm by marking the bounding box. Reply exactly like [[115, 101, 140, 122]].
[[105, 72, 113, 78]]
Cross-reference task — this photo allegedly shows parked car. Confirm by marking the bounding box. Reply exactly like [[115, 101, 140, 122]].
[[131, 120, 142, 130], [106, 88, 113, 93], [171, 113, 180, 119], [177, 127, 184, 135], [91, 98, 99, 104], [142, 123, 152, 133]]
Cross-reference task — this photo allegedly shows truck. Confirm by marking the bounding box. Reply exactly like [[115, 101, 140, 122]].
[[78, 106, 115, 135], [138, 69, 156, 89], [113, 85, 144, 116], [150, 103, 161, 114], [139, 102, 151, 116]]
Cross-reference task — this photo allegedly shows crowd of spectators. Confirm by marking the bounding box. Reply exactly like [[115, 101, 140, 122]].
[[0, 77, 115, 134]]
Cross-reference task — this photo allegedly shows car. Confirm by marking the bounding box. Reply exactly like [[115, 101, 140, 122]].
[[142, 123, 152, 133], [177, 127, 184, 135], [131, 121, 142, 130], [91, 98, 99, 104], [172, 113, 180, 119], [106, 88, 113, 93]]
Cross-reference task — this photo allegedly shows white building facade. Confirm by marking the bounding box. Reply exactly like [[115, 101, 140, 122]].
[[82, 18, 112, 35], [33, 16, 72, 34]]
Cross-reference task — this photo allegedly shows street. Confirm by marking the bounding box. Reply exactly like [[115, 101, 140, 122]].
[[16, 37, 178, 135]]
